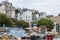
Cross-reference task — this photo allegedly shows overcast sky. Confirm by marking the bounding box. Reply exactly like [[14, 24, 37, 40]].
[[0, 0, 60, 16]]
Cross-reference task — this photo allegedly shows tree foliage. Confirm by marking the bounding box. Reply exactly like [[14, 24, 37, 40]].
[[37, 18, 54, 29], [15, 9, 19, 14], [0, 13, 13, 26], [15, 8, 19, 19], [10, 18, 18, 26], [16, 20, 29, 28], [0, 13, 29, 28], [10, 18, 29, 28]]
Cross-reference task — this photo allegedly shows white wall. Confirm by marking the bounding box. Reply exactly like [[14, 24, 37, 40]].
[[0, 6, 2, 13], [17, 13, 20, 20], [0, 5, 5, 13], [22, 10, 32, 22], [11, 11, 15, 18], [17, 10, 46, 22]]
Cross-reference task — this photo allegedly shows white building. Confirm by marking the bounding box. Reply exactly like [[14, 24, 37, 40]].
[[11, 7, 15, 18], [22, 10, 32, 22], [0, 0, 15, 18], [17, 8, 23, 20], [17, 9, 33, 22], [17, 8, 46, 22], [0, 0, 46, 22]]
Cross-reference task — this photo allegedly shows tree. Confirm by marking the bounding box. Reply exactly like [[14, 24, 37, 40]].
[[0, 13, 13, 27], [37, 18, 54, 30], [10, 18, 18, 26], [16, 20, 29, 28], [33, 21, 37, 24], [15, 8, 19, 19]]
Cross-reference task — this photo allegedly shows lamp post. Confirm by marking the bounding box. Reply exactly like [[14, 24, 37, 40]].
[[3, 24, 5, 33], [29, 22, 33, 32]]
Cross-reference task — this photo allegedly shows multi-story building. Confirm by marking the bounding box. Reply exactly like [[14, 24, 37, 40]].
[[47, 14, 60, 34], [47, 14, 60, 26], [0, 0, 15, 18], [17, 8, 33, 22], [17, 8, 46, 22], [11, 7, 15, 18], [22, 10, 33, 22], [0, 0, 46, 22]]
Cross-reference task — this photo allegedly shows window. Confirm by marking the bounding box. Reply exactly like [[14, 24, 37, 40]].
[[28, 16, 30, 18], [20, 17, 22, 19], [26, 16, 27, 20]]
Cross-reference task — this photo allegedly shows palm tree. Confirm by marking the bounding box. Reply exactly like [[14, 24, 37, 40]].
[[15, 8, 19, 19]]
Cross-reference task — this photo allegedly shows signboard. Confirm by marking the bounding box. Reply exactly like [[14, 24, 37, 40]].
[[32, 24, 37, 27]]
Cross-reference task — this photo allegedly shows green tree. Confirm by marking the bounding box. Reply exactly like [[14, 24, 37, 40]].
[[33, 21, 37, 24], [16, 20, 29, 28], [15, 8, 19, 19], [10, 18, 18, 26], [37, 18, 54, 30], [0, 13, 13, 26]]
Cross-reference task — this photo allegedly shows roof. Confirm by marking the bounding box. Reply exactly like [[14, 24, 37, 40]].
[[23, 8, 32, 12]]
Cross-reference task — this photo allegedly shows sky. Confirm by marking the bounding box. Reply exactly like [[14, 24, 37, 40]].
[[0, 0, 60, 16]]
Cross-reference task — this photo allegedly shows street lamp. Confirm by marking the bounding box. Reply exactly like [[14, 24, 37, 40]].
[[3, 24, 5, 33]]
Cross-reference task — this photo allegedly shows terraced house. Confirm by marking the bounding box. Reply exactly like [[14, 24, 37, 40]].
[[0, 0, 15, 18]]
